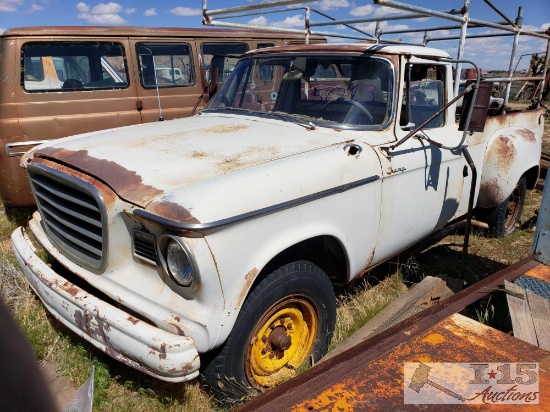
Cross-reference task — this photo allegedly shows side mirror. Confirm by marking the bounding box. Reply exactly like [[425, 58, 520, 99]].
[[402, 122, 416, 131], [458, 80, 493, 132]]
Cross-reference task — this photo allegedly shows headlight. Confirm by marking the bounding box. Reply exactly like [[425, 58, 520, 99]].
[[166, 240, 195, 287]]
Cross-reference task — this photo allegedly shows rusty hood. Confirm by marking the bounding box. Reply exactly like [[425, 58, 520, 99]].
[[31, 114, 354, 208]]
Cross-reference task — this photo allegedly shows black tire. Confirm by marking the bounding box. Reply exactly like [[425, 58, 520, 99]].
[[479, 177, 526, 238], [201, 260, 336, 401]]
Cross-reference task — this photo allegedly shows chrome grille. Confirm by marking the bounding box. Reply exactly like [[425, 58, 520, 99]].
[[133, 231, 159, 265], [28, 163, 107, 272]]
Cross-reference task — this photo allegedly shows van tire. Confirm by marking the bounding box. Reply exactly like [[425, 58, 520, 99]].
[[201, 260, 336, 401]]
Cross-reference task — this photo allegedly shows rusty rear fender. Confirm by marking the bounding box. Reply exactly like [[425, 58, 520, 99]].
[[476, 124, 542, 208]]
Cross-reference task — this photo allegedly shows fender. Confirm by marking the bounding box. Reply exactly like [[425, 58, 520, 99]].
[[476, 125, 541, 208]]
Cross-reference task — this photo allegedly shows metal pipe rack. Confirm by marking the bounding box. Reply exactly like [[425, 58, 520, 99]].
[[202, 0, 550, 108]]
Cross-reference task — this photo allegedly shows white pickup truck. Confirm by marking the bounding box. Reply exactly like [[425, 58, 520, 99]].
[[12, 42, 545, 398]]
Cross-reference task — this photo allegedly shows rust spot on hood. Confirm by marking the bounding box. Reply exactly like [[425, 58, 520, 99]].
[[35, 147, 163, 207], [515, 129, 536, 143], [205, 124, 249, 134], [146, 200, 200, 225], [33, 158, 118, 207]]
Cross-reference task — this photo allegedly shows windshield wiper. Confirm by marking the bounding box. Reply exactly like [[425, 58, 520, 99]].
[[267, 111, 317, 130], [214, 106, 254, 113]]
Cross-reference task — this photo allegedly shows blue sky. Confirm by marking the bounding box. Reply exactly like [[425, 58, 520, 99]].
[[1, 1, 548, 69]]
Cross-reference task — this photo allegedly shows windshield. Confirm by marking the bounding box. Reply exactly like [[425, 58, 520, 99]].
[[206, 54, 394, 128]]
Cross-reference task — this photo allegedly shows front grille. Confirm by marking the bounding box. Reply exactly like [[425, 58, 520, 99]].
[[133, 231, 159, 265], [28, 163, 107, 272]]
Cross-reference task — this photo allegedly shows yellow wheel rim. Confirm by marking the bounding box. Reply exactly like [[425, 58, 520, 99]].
[[246, 297, 318, 388]]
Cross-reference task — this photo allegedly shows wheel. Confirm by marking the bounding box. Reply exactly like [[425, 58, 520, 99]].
[[323, 98, 374, 124], [201, 260, 336, 400], [478, 177, 526, 238]]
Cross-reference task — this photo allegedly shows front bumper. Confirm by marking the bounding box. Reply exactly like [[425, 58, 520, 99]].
[[11, 226, 200, 382]]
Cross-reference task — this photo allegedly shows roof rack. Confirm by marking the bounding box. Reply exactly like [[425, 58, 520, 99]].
[[202, 0, 550, 108]]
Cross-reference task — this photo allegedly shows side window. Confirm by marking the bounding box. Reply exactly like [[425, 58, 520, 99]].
[[401, 64, 445, 129], [202, 43, 249, 83], [136, 43, 194, 88], [22, 42, 128, 92]]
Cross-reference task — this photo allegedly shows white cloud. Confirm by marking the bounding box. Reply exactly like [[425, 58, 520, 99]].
[[272, 15, 305, 28], [90, 2, 122, 15], [356, 20, 409, 34], [76, 2, 126, 25], [350, 5, 374, 17], [0, 0, 23, 12], [125, 7, 136, 14], [523, 23, 550, 32], [0, 27, 5, 34], [76, 2, 89, 12], [28, 3, 44, 12], [144, 8, 156, 17], [248, 16, 268, 26], [169, 7, 201, 17], [372, 6, 409, 17], [317, 0, 349, 11]]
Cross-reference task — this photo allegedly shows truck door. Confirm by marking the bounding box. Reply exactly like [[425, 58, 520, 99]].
[[374, 60, 466, 262], [129, 39, 203, 122]]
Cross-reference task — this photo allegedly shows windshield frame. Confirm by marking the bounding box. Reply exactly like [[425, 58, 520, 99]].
[[203, 53, 396, 131]]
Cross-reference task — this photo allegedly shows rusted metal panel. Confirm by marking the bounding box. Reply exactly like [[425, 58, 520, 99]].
[[236, 257, 545, 411], [476, 108, 544, 208]]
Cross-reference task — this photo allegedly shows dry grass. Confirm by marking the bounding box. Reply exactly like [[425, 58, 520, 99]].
[[330, 274, 406, 351]]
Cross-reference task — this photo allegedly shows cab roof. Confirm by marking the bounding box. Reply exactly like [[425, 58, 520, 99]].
[[245, 42, 451, 59]]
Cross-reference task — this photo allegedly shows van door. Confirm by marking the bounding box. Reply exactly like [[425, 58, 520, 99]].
[[130, 39, 203, 122]]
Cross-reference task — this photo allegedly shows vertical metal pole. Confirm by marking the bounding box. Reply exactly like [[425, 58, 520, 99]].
[[305, 6, 310, 44], [503, 7, 523, 109], [536, 36, 550, 108], [454, 0, 470, 97], [375, 21, 381, 43]]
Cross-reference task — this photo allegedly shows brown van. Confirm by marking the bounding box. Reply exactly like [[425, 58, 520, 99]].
[[0, 26, 322, 208]]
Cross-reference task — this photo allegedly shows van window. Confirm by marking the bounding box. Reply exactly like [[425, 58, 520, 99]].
[[202, 43, 249, 83], [22, 42, 128, 92], [136, 43, 194, 88]]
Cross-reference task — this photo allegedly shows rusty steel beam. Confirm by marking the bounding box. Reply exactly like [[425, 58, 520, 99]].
[[236, 255, 541, 411]]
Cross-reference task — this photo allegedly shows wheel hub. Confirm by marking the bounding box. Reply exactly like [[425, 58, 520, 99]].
[[268, 325, 292, 351], [246, 299, 318, 388]]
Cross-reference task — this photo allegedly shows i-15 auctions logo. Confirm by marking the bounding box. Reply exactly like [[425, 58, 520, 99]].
[[404, 362, 539, 404]]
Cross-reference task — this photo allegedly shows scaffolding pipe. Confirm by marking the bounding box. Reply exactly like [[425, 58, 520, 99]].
[[428, 32, 516, 42], [309, 8, 376, 39], [310, 10, 460, 27], [537, 36, 550, 108], [503, 7, 523, 108], [374, 0, 550, 40], [203, 0, 314, 18], [381, 21, 508, 35], [213, 6, 305, 21], [454, 0, 469, 97], [483, 0, 518, 29]]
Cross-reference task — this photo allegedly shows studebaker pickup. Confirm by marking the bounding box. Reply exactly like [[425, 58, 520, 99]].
[[12, 42, 544, 399]]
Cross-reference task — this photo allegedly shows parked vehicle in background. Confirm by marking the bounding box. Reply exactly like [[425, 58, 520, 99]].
[[0, 26, 323, 208]]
